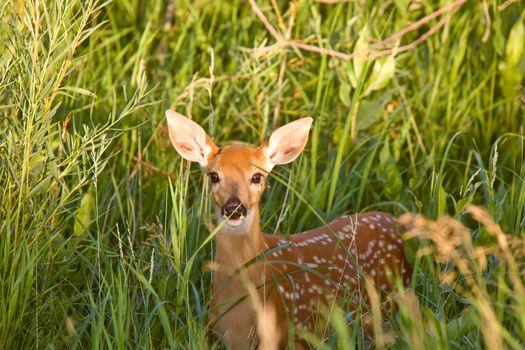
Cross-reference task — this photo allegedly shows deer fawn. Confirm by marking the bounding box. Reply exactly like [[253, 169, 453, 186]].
[[166, 110, 412, 349]]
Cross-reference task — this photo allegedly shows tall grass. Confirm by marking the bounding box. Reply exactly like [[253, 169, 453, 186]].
[[1, 0, 524, 348]]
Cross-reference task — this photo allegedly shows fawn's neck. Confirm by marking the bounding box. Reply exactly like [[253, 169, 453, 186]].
[[214, 207, 265, 275]]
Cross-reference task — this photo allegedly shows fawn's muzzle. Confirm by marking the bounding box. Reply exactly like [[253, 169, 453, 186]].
[[222, 197, 247, 219]]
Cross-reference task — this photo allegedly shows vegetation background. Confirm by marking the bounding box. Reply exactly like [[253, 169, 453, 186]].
[[1, 0, 524, 348]]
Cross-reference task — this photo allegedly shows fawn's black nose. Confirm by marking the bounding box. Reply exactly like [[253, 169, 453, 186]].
[[222, 197, 247, 219]]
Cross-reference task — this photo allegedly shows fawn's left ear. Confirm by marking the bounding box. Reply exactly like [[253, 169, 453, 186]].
[[262, 117, 313, 170], [166, 110, 218, 168]]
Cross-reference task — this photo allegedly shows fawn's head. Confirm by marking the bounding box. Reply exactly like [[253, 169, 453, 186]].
[[166, 110, 312, 234]]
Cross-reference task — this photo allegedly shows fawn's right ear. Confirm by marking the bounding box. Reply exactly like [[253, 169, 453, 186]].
[[166, 110, 218, 168], [261, 117, 313, 170]]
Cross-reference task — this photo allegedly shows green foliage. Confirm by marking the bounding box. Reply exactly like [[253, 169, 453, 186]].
[[0, 0, 524, 348]]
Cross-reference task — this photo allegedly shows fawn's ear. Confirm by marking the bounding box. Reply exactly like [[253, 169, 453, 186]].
[[262, 117, 313, 169], [166, 110, 218, 167]]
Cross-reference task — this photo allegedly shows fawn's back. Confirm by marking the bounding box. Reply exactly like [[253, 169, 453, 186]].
[[262, 212, 411, 332]]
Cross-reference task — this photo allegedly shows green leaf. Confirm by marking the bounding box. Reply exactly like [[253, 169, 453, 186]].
[[457, 198, 472, 213], [74, 186, 94, 236], [28, 176, 53, 198], [29, 153, 47, 178], [364, 54, 396, 96], [345, 60, 358, 89], [499, 19, 525, 99], [353, 25, 370, 82], [506, 19, 525, 67], [60, 86, 97, 98], [355, 99, 383, 131], [338, 80, 352, 107], [355, 91, 392, 131], [438, 186, 447, 217]]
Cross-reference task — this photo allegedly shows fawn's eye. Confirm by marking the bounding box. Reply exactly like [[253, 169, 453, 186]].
[[208, 172, 220, 183], [251, 173, 263, 184]]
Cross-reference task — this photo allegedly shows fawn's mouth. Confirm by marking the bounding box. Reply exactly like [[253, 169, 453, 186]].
[[223, 215, 245, 227], [215, 206, 251, 229]]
